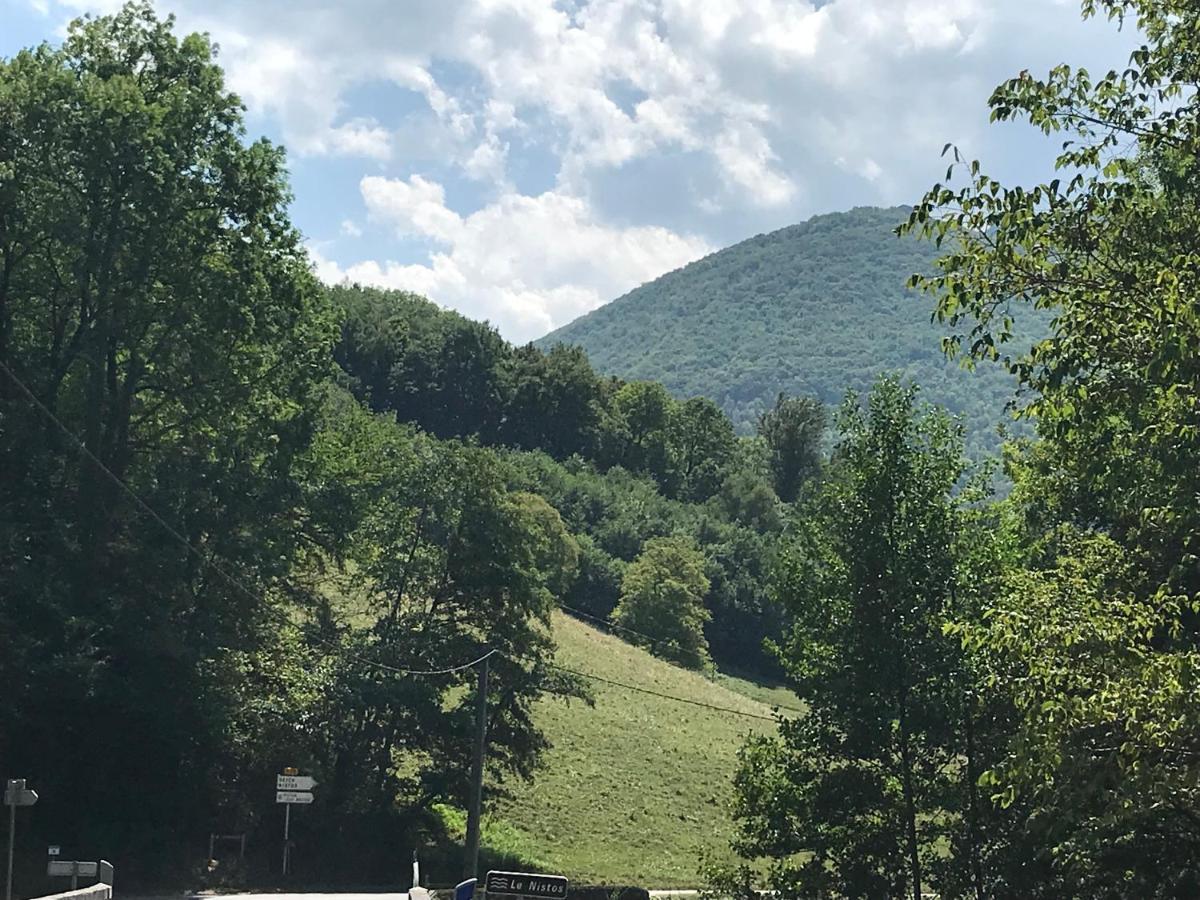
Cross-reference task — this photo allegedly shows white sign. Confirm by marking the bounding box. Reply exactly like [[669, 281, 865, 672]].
[[47, 861, 97, 878], [4, 779, 37, 807], [48, 846, 61, 857], [276, 790, 314, 805], [276, 775, 317, 791]]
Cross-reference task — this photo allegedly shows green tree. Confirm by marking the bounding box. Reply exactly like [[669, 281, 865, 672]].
[[729, 378, 969, 899], [612, 381, 676, 482], [508, 491, 581, 599], [900, 0, 1200, 888], [668, 395, 736, 501], [292, 388, 584, 876], [952, 530, 1200, 896], [613, 536, 711, 669], [757, 393, 825, 502], [0, 3, 334, 871]]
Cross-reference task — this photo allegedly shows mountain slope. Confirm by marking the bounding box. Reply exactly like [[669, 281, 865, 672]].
[[539, 206, 1033, 458], [482, 611, 791, 887]]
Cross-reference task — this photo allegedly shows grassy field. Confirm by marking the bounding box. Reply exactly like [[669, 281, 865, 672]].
[[473, 611, 797, 888]]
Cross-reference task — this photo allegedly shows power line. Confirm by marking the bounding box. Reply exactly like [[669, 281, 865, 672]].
[[559, 601, 666, 646], [558, 602, 807, 716], [523, 657, 777, 729], [0, 360, 497, 680], [1, 360, 796, 718]]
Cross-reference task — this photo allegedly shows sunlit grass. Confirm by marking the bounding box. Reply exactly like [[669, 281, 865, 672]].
[[485, 611, 796, 887]]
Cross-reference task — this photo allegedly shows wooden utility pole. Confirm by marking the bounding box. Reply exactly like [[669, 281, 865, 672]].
[[463, 654, 489, 879]]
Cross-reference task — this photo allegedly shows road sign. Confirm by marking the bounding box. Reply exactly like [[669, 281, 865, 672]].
[[275, 790, 313, 805], [276, 775, 317, 791], [485, 871, 569, 899], [3, 781, 36, 807], [47, 861, 97, 879], [47, 847, 60, 857]]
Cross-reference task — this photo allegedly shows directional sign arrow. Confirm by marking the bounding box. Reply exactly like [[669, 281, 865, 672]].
[[275, 790, 313, 805], [276, 775, 317, 791], [4, 780, 36, 807]]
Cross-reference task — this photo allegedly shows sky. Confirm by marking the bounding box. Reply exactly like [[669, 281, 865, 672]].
[[2, 0, 1137, 342]]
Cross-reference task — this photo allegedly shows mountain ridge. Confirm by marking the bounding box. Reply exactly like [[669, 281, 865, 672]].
[[538, 205, 1030, 458]]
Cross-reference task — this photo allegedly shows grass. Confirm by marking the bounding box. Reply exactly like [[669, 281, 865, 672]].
[[480, 611, 797, 888]]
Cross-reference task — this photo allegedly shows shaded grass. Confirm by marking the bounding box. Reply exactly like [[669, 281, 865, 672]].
[[486, 611, 795, 888]]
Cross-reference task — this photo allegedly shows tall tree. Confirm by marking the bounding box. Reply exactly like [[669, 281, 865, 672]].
[[729, 378, 967, 899], [0, 2, 335, 874], [757, 393, 825, 502], [612, 380, 676, 481], [900, 0, 1200, 888], [668, 395, 736, 501]]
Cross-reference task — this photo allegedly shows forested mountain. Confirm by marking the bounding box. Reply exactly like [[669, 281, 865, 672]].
[[15, 3, 1200, 896], [540, 206, 1037, 458]]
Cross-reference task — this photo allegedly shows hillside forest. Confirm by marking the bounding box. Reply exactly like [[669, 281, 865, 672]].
[[4, 1, 1200, 898], [538, 206, 1045, 461]]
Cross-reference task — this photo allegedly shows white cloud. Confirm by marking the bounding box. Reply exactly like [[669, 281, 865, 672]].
[[318, 177, 711, 341], [361, 174, 464, 243], [340, 219, 363, 238], [34, 0, 1136, 338], [713, 124, 796, 207]]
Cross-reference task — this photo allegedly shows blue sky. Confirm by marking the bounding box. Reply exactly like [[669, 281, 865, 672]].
[[2, 0, 1135, 341]]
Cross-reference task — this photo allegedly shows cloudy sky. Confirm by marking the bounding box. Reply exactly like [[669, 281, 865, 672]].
[[3, 0, 1135, 341]]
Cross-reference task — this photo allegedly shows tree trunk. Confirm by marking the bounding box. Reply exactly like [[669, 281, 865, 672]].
[[897, 688, 923, 900], [964, 704, 986, 900]]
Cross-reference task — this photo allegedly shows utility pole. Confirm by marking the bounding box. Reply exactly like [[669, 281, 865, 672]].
[[5, 780, 37, 900], [463, 654, 489, 879], [5, 793, 14, 900], [281, 802, 291, 877]]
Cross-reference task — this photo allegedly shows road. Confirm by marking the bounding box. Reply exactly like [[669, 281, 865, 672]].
[[133, 891, 703, 900]]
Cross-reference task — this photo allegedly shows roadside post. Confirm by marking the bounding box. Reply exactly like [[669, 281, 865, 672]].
[[276, 769, 316, 876], [4, 780, 38, 900]]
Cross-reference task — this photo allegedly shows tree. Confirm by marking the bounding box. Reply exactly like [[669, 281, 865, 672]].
[[612, 381, 676, 482], [613, 536, 711, 669], [757, 393, 825, 502], [507, 491, 581, 599], [728, 378, 969, 899], [0, 3, 334, 874], [668, 395, 736, 501], [291, 388, 585, 877], [953, 530, 1200, 897], [900, 0, 1200, 888]]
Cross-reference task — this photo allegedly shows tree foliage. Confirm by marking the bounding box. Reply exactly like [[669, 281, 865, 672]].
[[0, 3, 334, 876], [895, 0, 1200, 891], [727, 378, 990, 899], [541, 207, 1039, 458], [613, 536, 712, 670], [757, 392, 825, 502]]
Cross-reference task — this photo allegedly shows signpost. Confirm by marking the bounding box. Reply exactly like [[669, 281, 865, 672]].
[[276, 771, 317, 876], [45, 860, 112, 891], [5, 780, 38, 900], [274, 791, 314, 805], [47, 860, 96, 890], [484, 871, 569, 900]]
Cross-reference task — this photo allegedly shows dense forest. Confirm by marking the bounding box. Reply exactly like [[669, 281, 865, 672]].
[[5, 0, 1200, 897], [0, 6, 801, 886], [539, 206, 1043, 459]]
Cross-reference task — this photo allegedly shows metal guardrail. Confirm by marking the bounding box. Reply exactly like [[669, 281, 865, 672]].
[[32, 885, 111, 900]]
